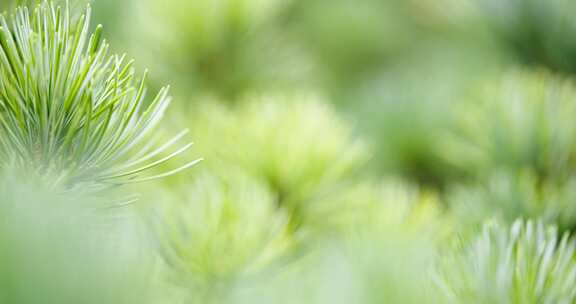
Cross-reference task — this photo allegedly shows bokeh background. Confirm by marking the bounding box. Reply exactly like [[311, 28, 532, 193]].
[[4, 0, 576, 303]]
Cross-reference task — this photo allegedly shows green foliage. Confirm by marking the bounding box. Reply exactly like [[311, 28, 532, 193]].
[[133, 0, 307, 100], [0, 1, 14, 11], [473, 0, 576, 74], [441, 70, 576, 229], [286, 0, 413, 91], [350, 75, 458, 186], [0, 2, 196, 189], [233, 235, 441, 304], [0, 170, 152, 304], [149, 165, 445, 303], [230, 180, 444, 304], [147, 171, 290, 302], [284, 0, 484, 94], [1, 0, 85, 11], [437, 220, 576, 303], [185, 95, 367, 230], [6, 1, 576, 303], [444, 70, 576, 181], [449, 172, 576, 231]]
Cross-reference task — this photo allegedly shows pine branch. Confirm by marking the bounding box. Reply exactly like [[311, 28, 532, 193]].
[[437, 220, 576, 303], [0, 1, 198, 188]]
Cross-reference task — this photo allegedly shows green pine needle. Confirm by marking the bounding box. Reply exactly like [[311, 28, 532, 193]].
[[437, 220, 576, 303], [0, 1, 198, 188]]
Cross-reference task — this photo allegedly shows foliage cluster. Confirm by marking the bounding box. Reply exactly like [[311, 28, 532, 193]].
[[3, 1, 576, 304]]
